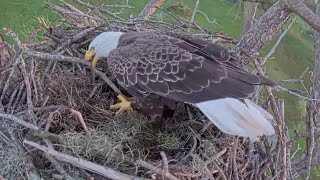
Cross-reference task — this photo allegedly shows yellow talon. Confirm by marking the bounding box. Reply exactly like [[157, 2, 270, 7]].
[[110, 95, 133, 114], [84, 50, 98, 68]]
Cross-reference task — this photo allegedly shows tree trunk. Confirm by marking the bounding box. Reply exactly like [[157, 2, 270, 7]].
[[314, 1, 320, 104], [235, 1, 291, 62], [312, 0, 320, 162]]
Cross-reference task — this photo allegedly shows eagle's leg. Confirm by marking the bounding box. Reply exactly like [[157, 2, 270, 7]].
[[110, 95, 133, 114]]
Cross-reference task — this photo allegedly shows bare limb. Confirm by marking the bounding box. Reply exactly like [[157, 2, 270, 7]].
[[180, 136, 197, 162], [283, 0, 320, 32], [235, 1, 291, 63], [70, 109, 88, 132], [190, 0, 200, 23], [204, 147, 227, 166], [261, 16, 297, 65], [136, 159, 179, 180], [24, 49, 122, 95], [0, 51, 22, 103], [212, 160, 227, 180], [246, 51, 289, 179], [19, 56, 37, 124], [75, 0, 125, 21], [24, 140, 149, 180], [137, 0, 165, 20], [0, 113, 38, 130]]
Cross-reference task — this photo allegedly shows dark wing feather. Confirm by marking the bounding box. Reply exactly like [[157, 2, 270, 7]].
[[107, 31, 272, 103]]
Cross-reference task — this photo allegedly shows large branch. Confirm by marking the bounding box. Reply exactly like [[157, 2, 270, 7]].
[[284, 0, 320, 32], [137, 0, 165, 20], [24, 140, 148, 180], [236, 0, 320, 57], [235, 1, 291, 55], [314, 0, 320, 100]]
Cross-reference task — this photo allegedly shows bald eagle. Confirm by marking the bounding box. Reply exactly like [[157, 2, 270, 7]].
[[84, 30, 275, 141]]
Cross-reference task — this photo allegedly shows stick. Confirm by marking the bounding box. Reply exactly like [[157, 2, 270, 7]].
[[136, 159, 179, 180], [160, 151, 170, 180], [19, 56, 37, 124], [24, 140, 149, 180], [190, 0, 200, 23], [24, 49, 122, 95], [137, 0, 165, 20], [0, 113, 38, 130], [0, 51, 22, 103], [260, 16, 297, 65], [204, 147, 227, 166], [244, 50, 289, 180], [180, 136, 197, 162], [70, 109, 88, 132], [75, 0, 125, 21], [212, 160, 227, 180]]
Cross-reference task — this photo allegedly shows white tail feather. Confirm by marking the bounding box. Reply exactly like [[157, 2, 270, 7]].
[[195, 98, 275, 141]]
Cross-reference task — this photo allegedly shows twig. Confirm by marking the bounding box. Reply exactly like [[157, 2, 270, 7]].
[[0, 113, 38, 130], [279, 67, 309, 83], [24, 49, 122, 95], [70, 109, 88, 132], [274, 86, 320, 101], [0, 130, 12, 145], [212, 160, 227, 180], [160, 151, 170, 180], [204, 147, 227, 166], [244, 50, 289, 180], [191, 153, 215, 179], [136, 159, 179, 180], [200, 121, 212, 133], [53, 27, 96, 54], [180, 136, 197, 162], [6, 88, 18, 112], [11, 83, 25, 113], [0, 51, 22, 103], [19, 56, 37, 125], [260, 16, 297, 65], [232, 138, 240, 180], [137, 0, 165, 20], [75, 0, 125, 21], [190, 0, 200, 23], [24, 140, 149, 180]]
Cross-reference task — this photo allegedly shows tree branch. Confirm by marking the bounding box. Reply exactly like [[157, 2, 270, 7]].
[[24, 140, 149, 180], [235, 1, 291, 58], [283, 0, 320, 32]]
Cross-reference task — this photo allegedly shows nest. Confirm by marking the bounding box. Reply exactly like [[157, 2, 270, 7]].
[[0, 0, 315, 179]]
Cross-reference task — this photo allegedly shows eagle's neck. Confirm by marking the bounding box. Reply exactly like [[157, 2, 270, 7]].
[[93, 32, 124, 59]]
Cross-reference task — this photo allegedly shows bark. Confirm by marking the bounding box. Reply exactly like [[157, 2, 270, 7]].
[[235, 1, 292, 58], [236, 0, 320, 61], [243, 1, 259, 33], [284, 0, 320, 32], [137, 0, 165, 20], [314, 1, 320, 102]]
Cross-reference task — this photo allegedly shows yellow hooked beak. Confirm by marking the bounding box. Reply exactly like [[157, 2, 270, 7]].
[[84, 50, 98, 68]]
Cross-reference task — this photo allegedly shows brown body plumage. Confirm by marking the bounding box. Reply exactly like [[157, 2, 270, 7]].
[[108, 31, 273, 103], [85, 31, 276, 140]]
